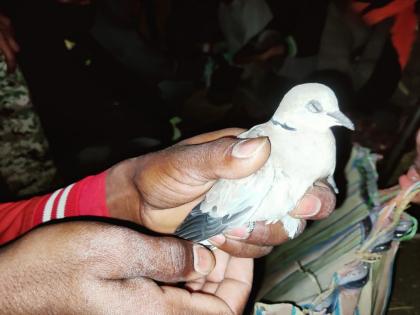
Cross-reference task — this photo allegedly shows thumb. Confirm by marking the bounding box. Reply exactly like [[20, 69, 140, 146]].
[[99, 228, 216, 283], [171, 136, 271, 182], [138, 236, 216, 282]]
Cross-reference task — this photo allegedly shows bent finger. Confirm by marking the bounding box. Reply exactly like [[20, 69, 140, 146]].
[[210, 235, 273, 258], [290, 181, 336, 220], [162, 257, 253, 314], [215, 257, 253, 314], [223, 221, 298, 246]]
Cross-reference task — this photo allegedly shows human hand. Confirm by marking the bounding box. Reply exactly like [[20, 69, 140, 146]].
[[0, 12, 19, 73], [186, 248, 252, 315], [0, 221, 251, 314], [399, 129, 420, 204], [106, 128, 336, 258]]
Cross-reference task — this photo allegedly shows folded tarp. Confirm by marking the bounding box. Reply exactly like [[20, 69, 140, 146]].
[[255, 145, 419, 315]]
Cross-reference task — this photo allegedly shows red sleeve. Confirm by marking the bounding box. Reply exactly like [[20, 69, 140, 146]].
[[0, 172, 109, 245]]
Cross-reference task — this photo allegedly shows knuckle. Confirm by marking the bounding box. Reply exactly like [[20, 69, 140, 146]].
[[320, 192, 336, 217], [258, 223, 272, 244], [248, 223, 268, 244], [311, 184, 336, 216], [251, 222, 287, 246], [163, 238, 189, 275]]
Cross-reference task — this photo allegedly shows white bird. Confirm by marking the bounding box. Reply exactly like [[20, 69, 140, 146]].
[[175, 83, 354, 243]]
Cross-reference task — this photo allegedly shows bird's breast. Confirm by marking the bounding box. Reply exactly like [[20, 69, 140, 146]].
[[271, 130, 336, 181]]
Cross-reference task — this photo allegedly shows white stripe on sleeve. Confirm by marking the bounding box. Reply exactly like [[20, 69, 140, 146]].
[[56, 184, 75, 219], [42, 189, 63, 223]]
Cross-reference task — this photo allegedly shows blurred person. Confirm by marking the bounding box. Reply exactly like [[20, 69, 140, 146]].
[[0, 7, 58, 199], [0, 0, 177, 185], [213, 0, 417, 126], [0, 0, 91, 74], [0, 11, 19, 73], [0, 57, 57, 199]]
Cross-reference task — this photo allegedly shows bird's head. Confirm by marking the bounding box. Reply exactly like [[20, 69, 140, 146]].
[[272, 83, 354, 132]]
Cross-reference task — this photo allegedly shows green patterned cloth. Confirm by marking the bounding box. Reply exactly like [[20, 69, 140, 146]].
[[255, 145, 418, 315], [0, 57, 56, 196]]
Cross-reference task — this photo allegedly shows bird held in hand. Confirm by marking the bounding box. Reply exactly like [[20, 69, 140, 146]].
[[175, 83, 355, 244]]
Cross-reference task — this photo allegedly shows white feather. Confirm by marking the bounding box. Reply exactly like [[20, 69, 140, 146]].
[[176, 83, 354, 241]]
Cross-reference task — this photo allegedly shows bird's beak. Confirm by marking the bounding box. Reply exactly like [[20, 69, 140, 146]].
[[327, 111, 355, 130]]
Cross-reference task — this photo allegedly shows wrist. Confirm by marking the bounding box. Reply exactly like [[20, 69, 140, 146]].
[[106, 159, 142, 223], [33, 172, 109, 227]]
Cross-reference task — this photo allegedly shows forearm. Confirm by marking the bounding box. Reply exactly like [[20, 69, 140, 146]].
[[0, 172, 108, 245]]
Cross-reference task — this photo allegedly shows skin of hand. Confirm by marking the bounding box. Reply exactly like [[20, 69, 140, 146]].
[[0, 12, 19, 73], [106, 128, 336, 258], [399, 129, 420, 204], [0, 221, 251, 315]]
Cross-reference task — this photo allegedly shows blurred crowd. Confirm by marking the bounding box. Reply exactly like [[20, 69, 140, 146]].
[[0, 0, 419, 200]]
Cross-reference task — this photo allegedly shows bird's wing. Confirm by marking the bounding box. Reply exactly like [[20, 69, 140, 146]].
[[201, 123, 270, 218], [174, 124, 275, 242]]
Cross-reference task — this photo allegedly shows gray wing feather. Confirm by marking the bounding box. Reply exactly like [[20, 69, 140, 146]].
[[174, 204, 252, 242], [175, 124, 275, 242]]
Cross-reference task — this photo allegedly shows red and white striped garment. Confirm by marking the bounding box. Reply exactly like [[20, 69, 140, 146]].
[[0, 172, 108, 245]]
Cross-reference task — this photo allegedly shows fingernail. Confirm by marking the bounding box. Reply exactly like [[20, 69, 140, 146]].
[[209, 234, 226, 246], [232, 137, 268, 159], [193, 245, 213, 275], [224, 226, 250, 240], [290, 194, 322, 218]]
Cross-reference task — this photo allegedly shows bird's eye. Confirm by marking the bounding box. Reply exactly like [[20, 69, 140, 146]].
[[306, 100, 323, 113]]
